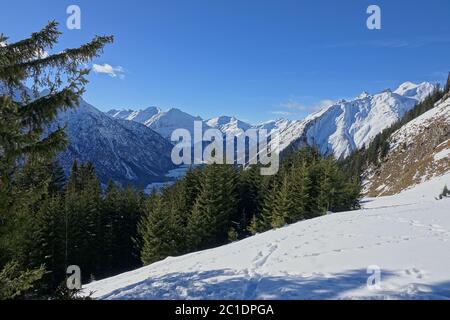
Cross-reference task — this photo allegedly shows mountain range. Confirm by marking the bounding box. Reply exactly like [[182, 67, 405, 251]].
[[50, 98, 175, 187], [33, 80, 437, 188], [107, 81, 435, 158]]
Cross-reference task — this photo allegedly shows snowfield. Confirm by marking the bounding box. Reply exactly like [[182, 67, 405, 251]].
[[83, 173, 450, 300]]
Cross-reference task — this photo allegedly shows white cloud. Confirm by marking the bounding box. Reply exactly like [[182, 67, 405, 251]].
[[92, 63, 125, 78], [280, 99, 334, 113]]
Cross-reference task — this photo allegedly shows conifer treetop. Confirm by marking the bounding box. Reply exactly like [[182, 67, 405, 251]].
[[0, 21, 113, 98]]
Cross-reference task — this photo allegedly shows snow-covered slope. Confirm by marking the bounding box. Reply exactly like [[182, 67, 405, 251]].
[[52, 99, 175, 187], [365, 95, 450, 196], [206, 116, 252, 136], [144, 108, 205, 140], [84, 173, 450, 300], [294, 82, 435, 158], [107, 106, 161, 124]]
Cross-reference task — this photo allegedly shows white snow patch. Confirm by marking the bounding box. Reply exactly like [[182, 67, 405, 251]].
[[434, 148, 450, 162]]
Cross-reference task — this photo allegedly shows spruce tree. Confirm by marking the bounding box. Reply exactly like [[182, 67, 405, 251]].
[[445, 72, 450, 94], [186, 165, 220, 250], [139, 194, 176, 265], [237, 165, 263, 236], [247, 214, 259, 235], [286, 162, 310, 223], [270, 175, 292, 228], [28, 195, 65, 291], [258, 179, 278, 232], [0, 22, 112, 297]]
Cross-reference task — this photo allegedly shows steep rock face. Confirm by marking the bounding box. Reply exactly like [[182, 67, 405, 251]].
[[365, 96, 450, 196], [52, 99, 175, 187]]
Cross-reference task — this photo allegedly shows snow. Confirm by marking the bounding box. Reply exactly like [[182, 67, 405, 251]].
[[51, 98, 175, 186], [105, 81, 435, 159], [394, 81, 435, 102], [144, 108, 205, 140], [303, 82, 435, 158], [434, 148, 450, 162], [107, 107, 161, 123], [206, 116, 252, 137], [83, 173, 450, 300], [363, 171, 450, 208], [389, 97, 450, 152]]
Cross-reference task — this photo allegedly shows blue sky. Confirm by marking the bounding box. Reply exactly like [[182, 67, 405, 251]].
[[1, 0, 450, 123]]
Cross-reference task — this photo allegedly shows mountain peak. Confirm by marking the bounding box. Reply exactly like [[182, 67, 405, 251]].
[[357, 91, 370, 99], [206, 116, 233, 127], [394, 81, 435, 101]]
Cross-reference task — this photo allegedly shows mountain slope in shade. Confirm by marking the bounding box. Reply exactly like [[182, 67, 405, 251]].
[[52, 99, 175, 187], [365, 95, 450, 196], [83, 173, 450, 300]]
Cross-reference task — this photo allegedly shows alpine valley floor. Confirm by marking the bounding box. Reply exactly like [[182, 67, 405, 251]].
[[83, 173, 450, 300]]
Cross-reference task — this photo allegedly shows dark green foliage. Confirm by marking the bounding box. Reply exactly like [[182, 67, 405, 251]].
[[0, 22, 112, 298], [139, 194, 176, 265], [445, 73, 450, 95], [254, 148, 360, 231], [0, 261, 45, 299], [11, 161, 145, 293], [1, 21, 365, 299], [137, 146, 360, 265], [186, 164, 238, 250]]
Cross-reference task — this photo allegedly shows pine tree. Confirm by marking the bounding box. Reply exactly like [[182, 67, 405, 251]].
[[445, 72, 450, 94], [28, 195, 65, 291], [247, 214, 259, 235], [0, 261, 45, 299], [215, 165, 238, 241], [286, 162, 310, 223], [227, 227, 238, 242], [0, 22, 112, 297], [258, 179, 278, 232], [139, 195, 176, 265], [100, 180, 121, 275], [186, 166, 220, 250], [270, 175, 292, 228], [184, 164, 238, 249], [48, 161, 67, 195], [237, 165, 263, 236]]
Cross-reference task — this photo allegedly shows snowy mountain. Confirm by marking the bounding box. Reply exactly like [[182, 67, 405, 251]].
[[51, 98, 175, 187], [107, 106, 161, 124], [143, 108, 205, 139], [206, 116, 252, 136], [280, 81, 436, 158], [83, 172, 450, 300], [109, 107, 206, 140], [108, 81, 435, 159], [365, 95, 450, 196]]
